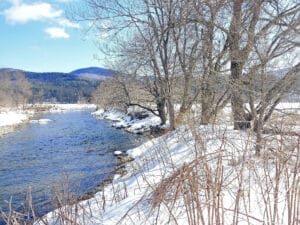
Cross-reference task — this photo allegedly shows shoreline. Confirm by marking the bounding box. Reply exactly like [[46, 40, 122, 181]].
[[0, 105, 148, 224], [1, 101, 299, 224], [71, 152, 134, 203], [0, 111, 34, 136], [0, 104, 97, 137], [92, 108, 163, 135]]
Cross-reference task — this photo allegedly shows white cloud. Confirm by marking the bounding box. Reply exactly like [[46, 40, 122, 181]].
[[45, 27, 70, 39], [58, 18, 80, 28], [4, 2, 62, 24]]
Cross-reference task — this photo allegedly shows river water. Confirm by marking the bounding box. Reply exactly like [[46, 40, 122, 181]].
[[0, 110, 141, 223]]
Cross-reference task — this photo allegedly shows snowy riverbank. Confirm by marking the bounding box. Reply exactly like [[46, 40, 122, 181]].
[[92, 109, 162, 134], [1, 103, 297, 224], [37, 122, 299, 225], [36, 103, 300, 225], [0, 110, 34, 136], [0, 104, 97, 136]]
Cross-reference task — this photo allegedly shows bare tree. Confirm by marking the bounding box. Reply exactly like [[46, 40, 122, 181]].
[[76, 0, 299, 133], [226, 0, 300, 129], [92, 73, 163, 119], [79, 0, 179, 129], [0, 70, 32, 108]]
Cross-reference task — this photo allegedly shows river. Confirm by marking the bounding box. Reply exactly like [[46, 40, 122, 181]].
[[0, 109, 142, 223]]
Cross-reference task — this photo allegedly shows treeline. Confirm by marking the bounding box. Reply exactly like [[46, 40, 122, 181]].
[[25, 72, 100, 103], [0, 69, 101, 106], [0, 70, 32, 107]]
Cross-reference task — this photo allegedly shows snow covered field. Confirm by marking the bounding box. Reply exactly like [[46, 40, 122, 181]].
[[37, 103, 300, 225]]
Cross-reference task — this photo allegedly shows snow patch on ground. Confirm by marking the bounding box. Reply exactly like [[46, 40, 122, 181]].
[[0, 111, 30, 127], [92, 109, 162, 134], [40, 103, 97, 112], [0, 104, 96, 135]]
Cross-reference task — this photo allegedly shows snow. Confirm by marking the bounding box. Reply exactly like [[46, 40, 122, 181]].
[[92, 109, 162, 134], [0, 111, 29, 127], [36, 104, 300, 225], [30, 119, 52, 124], [0, 103, 296, 225], [0, 104, 96, 135], [114, 150, 123, 155], [275, 102, 300, 109], [42, 103, 97, 112]]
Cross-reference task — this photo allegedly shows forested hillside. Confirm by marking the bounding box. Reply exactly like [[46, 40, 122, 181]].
[[0, 69, 32, 107], [24, 71, 100, 103], [0, 68, 104, 105]]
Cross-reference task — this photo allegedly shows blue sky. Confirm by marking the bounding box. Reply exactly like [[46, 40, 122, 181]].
[[0, 0, 104, 72]]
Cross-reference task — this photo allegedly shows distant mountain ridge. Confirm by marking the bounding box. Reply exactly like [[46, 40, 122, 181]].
[[1, 66, 114, 78], [70, 67, 115, 77], [0, 67, 114, 103]]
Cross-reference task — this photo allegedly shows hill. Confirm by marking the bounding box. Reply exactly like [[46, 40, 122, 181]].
[[70, 67, 115, 80], [0, 68, 103, 104], [71, 67, 114, 76], [24, 71, 101, 103]]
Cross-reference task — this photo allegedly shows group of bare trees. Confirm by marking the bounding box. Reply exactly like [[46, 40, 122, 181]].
[[85, 1, 299, 135], [0, 70, 32, 108]]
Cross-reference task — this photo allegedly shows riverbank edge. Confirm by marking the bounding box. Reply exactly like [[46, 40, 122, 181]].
[[92, 108, 165, 136], [31, 108, 161, 223], [59, 108, 160, 205], [0, 104, 97, 137], [0, 106, 162, 224], [0, 111, 34, 136], [35, 103, 300, 225], [72, 153, 135, 203]]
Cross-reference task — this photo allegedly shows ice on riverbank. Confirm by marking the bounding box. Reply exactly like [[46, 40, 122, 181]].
[[30, 118, 52, 124], [92, 109, 162, 134]]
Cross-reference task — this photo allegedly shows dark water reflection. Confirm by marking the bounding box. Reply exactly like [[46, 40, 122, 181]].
[[0, 110, 141, 222]]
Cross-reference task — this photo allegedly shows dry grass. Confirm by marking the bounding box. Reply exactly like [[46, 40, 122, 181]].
[[148, 121, 300, 225]]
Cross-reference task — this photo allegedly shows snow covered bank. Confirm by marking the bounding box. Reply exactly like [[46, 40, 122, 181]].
[[0, 111, 30, 127], [0, 104, 96, 136], [36, 124, 300, 225], [0, 109, 34, 135], [92, 109, 162, 134], [37, 103, 97, 112]]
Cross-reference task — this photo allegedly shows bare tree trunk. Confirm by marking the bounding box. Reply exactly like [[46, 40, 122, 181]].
[[230, 62, 250, 129], [201, 101, 211, 125], [167, 97, 176, 130], [229, 0, 250, 130], [180, 73, 192, 113], [157, 98, 167, 125], [200, 78, 213, 125], [253, 116, 263, 156]]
